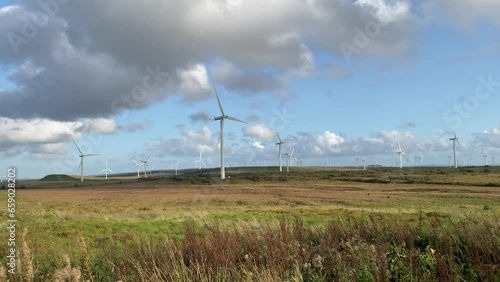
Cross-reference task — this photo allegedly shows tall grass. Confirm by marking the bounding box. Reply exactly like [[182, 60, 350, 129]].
[[108, 215, 499, 281], [3, 214, 499, 281]]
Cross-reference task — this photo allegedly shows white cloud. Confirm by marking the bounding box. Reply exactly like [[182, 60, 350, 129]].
[[312, 131, 345, 155], [440, 0, 500, 28], [355, 0, 412, 23], [243, 124, 275, 141], [0, 117, 116, 157], [0, 118, 81, 144], [177, 64, 211, 102], [474, 127, 500, 148], [252, 141, 265, 151], [79, 118, 117, 134]]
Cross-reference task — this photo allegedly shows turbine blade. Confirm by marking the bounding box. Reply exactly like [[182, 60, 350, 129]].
[[84, 154, 99, 157], [134, 160, 139, 166], [210, 75, 225, 115], [201, 160, 206, 167], [73, 140, 83, 155], [275, 128, 282, 142], [146, 153, 151, 162], [398, 141, 402, 152], [226, 115, 247, 124]]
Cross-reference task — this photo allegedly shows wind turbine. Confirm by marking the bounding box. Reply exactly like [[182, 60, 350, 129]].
[[449, 133, 459, 168], [133, 161, 144, 178], [447, 156, 451, 168], [194, 150, 206, 170], [397, 141, 405, 169], [211, 76, 247, 180], [140, 154, 151, 178], [275, 129, 287, 172], [171, 160, 179, 176], [483, 147, 488, 166], [285, 147, 295, 173], [0, 176, 4, 183], [355, 157, 359, 167], [492, 155, 495, 166], [362, 157, 367, 170], [73, 140, 98, 182], [100, 156, 114, 180]]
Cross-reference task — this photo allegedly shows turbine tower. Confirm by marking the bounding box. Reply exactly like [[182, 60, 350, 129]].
[[449, 133, 459, 168], [483, 147, 488, 166], [133, 161, 144, 178], [397, 141, 405, 169], [284, 147, 295, 173], [362, 158, 367, 170], [275, 128, 287, 172], [211, 76, 247, 180], [194, 150, 206, 170], [100, 156, 114, 180], [73, 140, 98, 182]]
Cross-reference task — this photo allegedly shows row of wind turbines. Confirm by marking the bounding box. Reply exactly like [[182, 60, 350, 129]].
[[71, 77, 495, 182]]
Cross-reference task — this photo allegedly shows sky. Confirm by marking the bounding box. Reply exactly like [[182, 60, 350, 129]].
[[1, 0, 500, 179]]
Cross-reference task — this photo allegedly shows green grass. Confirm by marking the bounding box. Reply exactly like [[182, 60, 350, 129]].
[[39, 174, 80, 182]]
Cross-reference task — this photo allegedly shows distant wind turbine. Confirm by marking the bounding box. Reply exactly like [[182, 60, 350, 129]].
[[362, 157, 367, 170], [275, 129, 287, 172], [397, 141, 405, 169], [194, 150, 206, 170], [448, 156, 451, 168], [133, 161, 144, 178], [100, 156, 114, 180], [211, 75, 247, 180], [285, 147, 295, 173], [140, 154, 151, 178], [449, 133, 459, 168], [171, 160, 179, 176], [73, 140, 99, 182], [483, 147, 488, 166]]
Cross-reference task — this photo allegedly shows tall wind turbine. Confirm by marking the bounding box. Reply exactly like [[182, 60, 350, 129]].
[[449, 133, 459, 168], [211, 76, 247, 180], [73, 140, 98, 182], [194, 150, 206, 170], [397, 141, 405, 169], [140, 154, 151, 178], [133, 161, 144, 178], [275, 129, 287, 172], [100, 156, 114, 180], [362, 157, 367, 170], [285, 147, 295, 173]]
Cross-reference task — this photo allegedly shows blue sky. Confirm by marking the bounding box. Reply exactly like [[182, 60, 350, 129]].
[[1, 0, 500, 179]]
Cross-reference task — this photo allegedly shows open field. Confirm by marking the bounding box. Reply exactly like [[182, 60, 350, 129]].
[[1, 167, 499, 281]]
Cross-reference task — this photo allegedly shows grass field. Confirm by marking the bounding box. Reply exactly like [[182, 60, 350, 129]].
[[1, 167, 499, 281]]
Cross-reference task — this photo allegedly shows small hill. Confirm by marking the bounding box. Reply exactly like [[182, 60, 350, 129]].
[[39, 174, 80, 182]]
